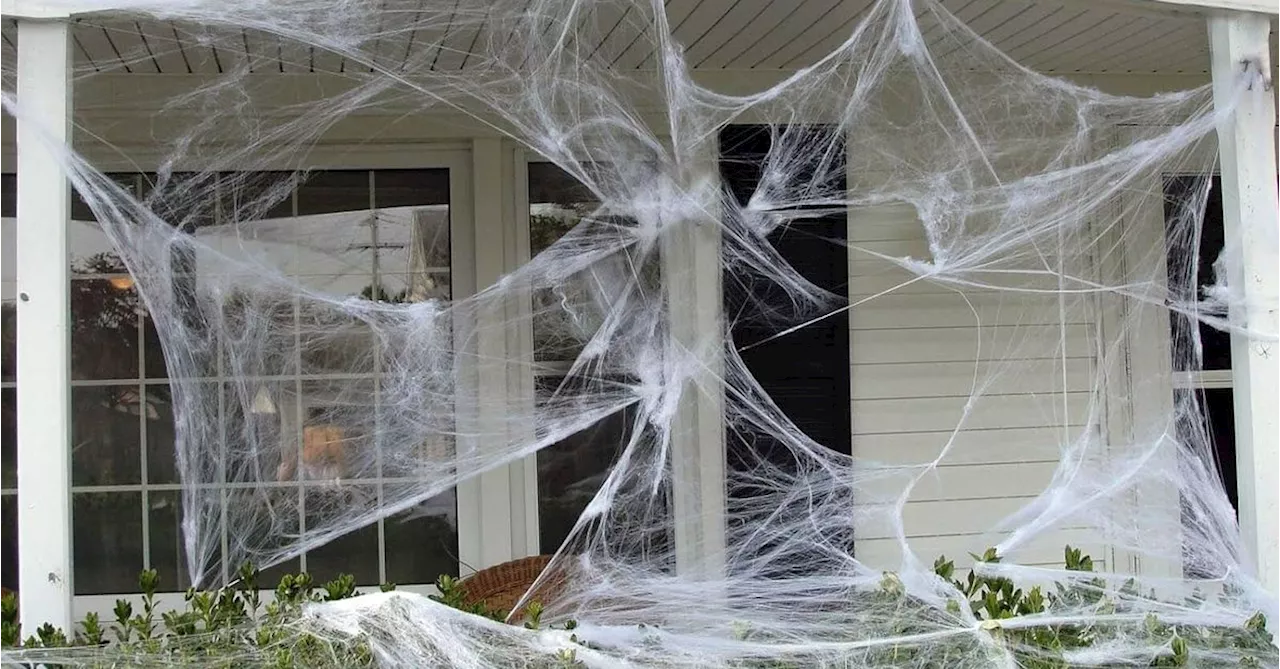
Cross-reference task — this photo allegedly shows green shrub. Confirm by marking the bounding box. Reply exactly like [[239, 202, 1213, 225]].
[[1, 546, 1273, 668]]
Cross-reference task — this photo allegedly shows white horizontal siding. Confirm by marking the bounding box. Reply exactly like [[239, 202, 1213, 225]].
[[855, 427, 1071, 466], [848, 203, 1100, 574], [851, 359, 1094, 400], [850, 324, 1094, 364], [855, 530, 1107, 571]]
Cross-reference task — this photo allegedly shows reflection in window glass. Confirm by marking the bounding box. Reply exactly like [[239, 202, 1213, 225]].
[[72, 385, 144, 486], [2, 176, 12, 389], [536, 399, 632, 553], [1, 302, 12, 384], [71, 278, 141, 381], [74, 492, 145, 595], [385, 486, 460, 582], [71, 174, 137, 274], [305, 489, 381, 585], [144, 384, 178, 485], [1, 390, 13, 491], [1, 495, 16, 595], [528, 163, 643, 554], [529, 163, 604, 363]]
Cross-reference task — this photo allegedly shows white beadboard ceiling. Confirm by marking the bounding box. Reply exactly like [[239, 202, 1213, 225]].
[[1, 0, 1277, 76]]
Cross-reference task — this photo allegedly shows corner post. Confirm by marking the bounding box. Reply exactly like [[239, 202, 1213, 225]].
[[1208, 12, 1279, 596], [15, 15, 75, 632], [661, 142, 727, 580]]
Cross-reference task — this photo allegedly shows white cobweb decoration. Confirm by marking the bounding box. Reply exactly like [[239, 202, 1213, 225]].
[[3, 0, 1278, 665]]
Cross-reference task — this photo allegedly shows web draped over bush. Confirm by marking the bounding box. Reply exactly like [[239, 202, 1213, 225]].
[[3, 0, 1278, 665]]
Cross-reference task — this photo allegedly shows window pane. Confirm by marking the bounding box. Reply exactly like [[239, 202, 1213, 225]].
[[1176, 387, 1237, 579], [536, 378, 631, 553], [1205, 389, 1237, 512], [72, 385, 143, 486], [384, 486, 459, 584], [217, 171, 295, 222], [305, 488, 381, 586], [373, 169, 450, 209], [297, 171, 370, 216], [0, 302, 11, 383], [70, 174, 136, 274], [147, 490, 200, 592], [141, 172, 218, 231], [528, 163, 597, 256], [376, 211, 451, 299], [1, 174, 14, 218], [372, 169, 452, 303], [528, 163, 654, 364], [74, 492, 144, 595], [142, 310, 168, 380], [2, 189, 14, 381], [1, 389, 12, 492], [1164, 176, 1231, 372], [224, 485, 303, 587], [71, 278, 141, 380], [1, 495, 16, 594], [145, 384, 178, 485], [150, 489, 291, 591], [299, 302, 377, 375]]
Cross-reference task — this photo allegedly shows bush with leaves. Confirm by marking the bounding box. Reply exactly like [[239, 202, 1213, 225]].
[[726, 546, 1277, 668], [1, 546, 1274, 668]]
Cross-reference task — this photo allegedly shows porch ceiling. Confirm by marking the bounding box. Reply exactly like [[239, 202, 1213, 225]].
[[1, 0, 1277, 76]]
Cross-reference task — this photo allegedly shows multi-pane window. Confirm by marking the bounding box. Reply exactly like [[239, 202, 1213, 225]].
[[0, 169, 459, 595]]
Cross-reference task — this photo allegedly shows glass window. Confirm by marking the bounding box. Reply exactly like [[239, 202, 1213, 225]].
[[536, 384, 634, 552], [52, 168, 461, 594], [1164, 175, 1231, 372], [1, 494, 15, 595], [528, 163, 645, 554], [1165, 175, 1237, 580]]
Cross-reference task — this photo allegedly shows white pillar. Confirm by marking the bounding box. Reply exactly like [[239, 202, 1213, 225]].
[[470, 137, 515, 567], [662, 148, 727, 579], [15, 17, 74, 632], [1208, 13, 1279, 596]]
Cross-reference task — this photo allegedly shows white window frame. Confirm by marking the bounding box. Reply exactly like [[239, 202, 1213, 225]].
[[5, 143, 491, 620]]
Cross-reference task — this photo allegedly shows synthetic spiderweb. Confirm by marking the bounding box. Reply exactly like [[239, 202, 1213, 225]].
[[2, 0, 1277, 665]]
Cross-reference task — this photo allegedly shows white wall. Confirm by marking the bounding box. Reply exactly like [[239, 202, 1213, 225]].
[[844, 203, 1110, 572]]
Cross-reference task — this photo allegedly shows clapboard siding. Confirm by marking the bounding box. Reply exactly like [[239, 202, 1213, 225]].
[[855, 461, 1063, 502], [855, 530, 1107, 570], [854, 427, 1072, 466], [850, 324, 1094, 364], [851, 359, 1094, 399], [849, 203, 1100, 572], [857, 497, 1094, 540], [850, 293, 1093, 329], [851, 393, 1093, 435]]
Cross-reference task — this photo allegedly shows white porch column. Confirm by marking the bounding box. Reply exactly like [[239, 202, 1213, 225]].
[[458, 137, 516, 569], [662, 148, 727, 579], [15, 17, 74, 632], [1208, 13, 1280, 596]]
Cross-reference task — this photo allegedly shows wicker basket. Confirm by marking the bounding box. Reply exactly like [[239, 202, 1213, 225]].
[[458, 554, 565, 619]]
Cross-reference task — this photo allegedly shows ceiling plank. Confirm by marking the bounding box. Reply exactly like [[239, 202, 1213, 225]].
[[769, 0, 878, 70], [696, 0, 828, 69]]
